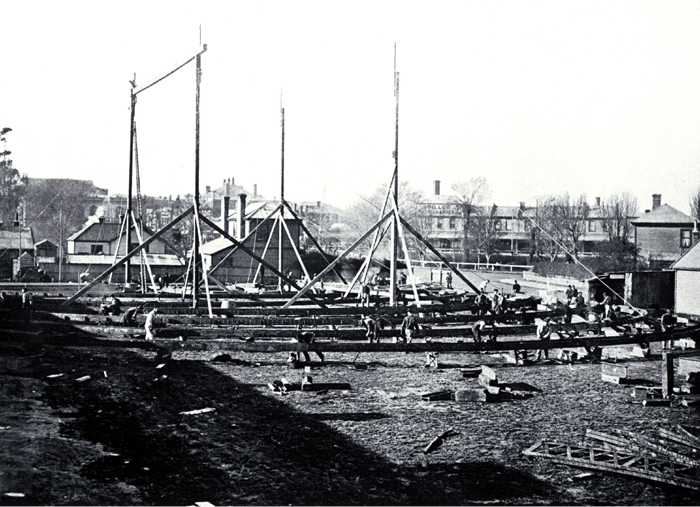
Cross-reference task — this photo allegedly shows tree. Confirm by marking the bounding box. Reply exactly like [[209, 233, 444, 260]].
[[469, 204, 503, 264], [342, 181, 425, 258], [532, 196, 564, 262], [0, 128, 28, 226], [451, 177, 491, 262], [551, 193, 589, 259], [600, 192, 638, 243], [691, 185, 700, 222], [23, 179, 94, 269]]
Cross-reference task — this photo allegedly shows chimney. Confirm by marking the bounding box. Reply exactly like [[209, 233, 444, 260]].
[[693, 220, 699, 244], [595, 197, 601, 207], [221, 196, 230, 236], [253, 184, 258, 198], [205, 185, 211, 194], [317, 201, 321, 208], [652, 194, 661, 211], [231, 177, 235, 186], [224, 180, 231, 197], [434, 180, 441, 196], [237, 194, 247, 239]]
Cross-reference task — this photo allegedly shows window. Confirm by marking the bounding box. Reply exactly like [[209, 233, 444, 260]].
[[449, 217, 456, 230], [588, 220, 596, 232], [440, 239, 452, 249], [90, 244, 103, 255], [505, 220, 512, 231], [681, 229, 692, 248], [436, 218, 443, 230], [494, 220, 501, 231], [129, 243, 148, 254]]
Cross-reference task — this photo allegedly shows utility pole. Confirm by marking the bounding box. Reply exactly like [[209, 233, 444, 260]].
[[192, 51, 202, 305], [125, 84, 136, 284]]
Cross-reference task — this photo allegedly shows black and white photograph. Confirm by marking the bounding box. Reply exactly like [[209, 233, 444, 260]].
[[1, 1, 699, 505]]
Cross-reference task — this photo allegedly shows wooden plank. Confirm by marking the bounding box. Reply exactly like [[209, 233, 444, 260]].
[[300, 382, 351, 391], [454, 389, 490, 403], [662, 351, 674, 398], [480, 364, 497, 380]]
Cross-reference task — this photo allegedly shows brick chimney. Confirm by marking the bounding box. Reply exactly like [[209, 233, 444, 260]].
[[253, 184, 258, 198], [221, 196, 230, 236], [434, 180, 441, 196], [237, 194, 247, 239], [652, 194, 661, 211], [595, 197, 601, 207]]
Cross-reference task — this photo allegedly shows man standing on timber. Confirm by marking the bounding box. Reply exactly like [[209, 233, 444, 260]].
[[21, 288, 32, 322], [534, 317, 553, 361], [144, 308, 158, 340], [400, 309, 419, 344]]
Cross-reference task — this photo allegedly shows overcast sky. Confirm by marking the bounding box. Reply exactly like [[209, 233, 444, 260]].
[[2, 0, 699, 214]]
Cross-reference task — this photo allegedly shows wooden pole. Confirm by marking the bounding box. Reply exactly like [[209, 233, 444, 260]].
[[282, 213, 394, 309], [278, 104, 285, 291], [192, 52, 202, 306], [62, 207, 195, 305], [125, 92, 136, 284], [389, 45, 399, 306]]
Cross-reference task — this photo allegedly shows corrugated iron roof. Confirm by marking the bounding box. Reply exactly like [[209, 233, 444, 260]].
[[0, 228, 34, 250]]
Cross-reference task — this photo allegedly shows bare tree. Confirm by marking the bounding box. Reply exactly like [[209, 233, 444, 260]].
[[451, 177, 491, 262], [533, 196, 564, 262], [691, 185, 700, 222], [549, 193, 589, 259], [0, 128, 28, 226], [600, 192, 638, 242], [469, 203, 503, 264]]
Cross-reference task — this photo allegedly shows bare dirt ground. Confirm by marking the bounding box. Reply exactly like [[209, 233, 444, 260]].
[[0, 337, 698, 506]]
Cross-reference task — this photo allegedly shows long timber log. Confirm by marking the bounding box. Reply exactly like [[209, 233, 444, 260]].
[[65, 323, 700, 353], [46, 308, 562, 328]]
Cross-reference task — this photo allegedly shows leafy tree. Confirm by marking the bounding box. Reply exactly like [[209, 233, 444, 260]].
[[0, 128, 28, 226], [451, 177, 491, 262]]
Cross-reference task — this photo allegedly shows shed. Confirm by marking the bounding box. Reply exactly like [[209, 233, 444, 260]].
[[671, 240, 700, 318]]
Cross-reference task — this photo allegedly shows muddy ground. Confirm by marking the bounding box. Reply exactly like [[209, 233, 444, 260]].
[[0, 337, 698, 506]]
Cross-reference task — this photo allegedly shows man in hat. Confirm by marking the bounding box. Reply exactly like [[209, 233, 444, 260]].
[[400, 309, 419, 344]]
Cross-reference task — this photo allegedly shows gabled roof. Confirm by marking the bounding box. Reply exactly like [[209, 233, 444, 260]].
[[201, 236, 235, 256], [631, 204, 694, 226], [672, 238, 700, 270], [35, 239, 57, 248], [0, 228, 34, 250], [68, 219, 156, 242]]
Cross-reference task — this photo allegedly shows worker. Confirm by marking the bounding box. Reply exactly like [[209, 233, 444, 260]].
[[400, 309, 419, 343], [512, 280, 521, 294], [661, 309, 677, 349], [359, 282, 371, 308], [601, 293, 612, 319], [144, 308, 158, 340], [121, 306, 141, 327], [479, 279, 490, 292], [21, 288, 33, 322], [474, 291, 489, 316], [362, 316, 378, 343], [295, 325, 324, 362], [491, 289, 503, 323], [472, 319, 487, 343], [534, 317, 553, 361], [445, 271, 453, 289], [101, 295, 122, 316]]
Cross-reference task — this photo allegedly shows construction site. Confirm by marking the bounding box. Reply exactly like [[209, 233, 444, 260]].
[[1, 41, 700, 507]]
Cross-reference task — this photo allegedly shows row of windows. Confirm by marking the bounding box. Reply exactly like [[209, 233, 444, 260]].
[[433, 217, 616, 233]]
